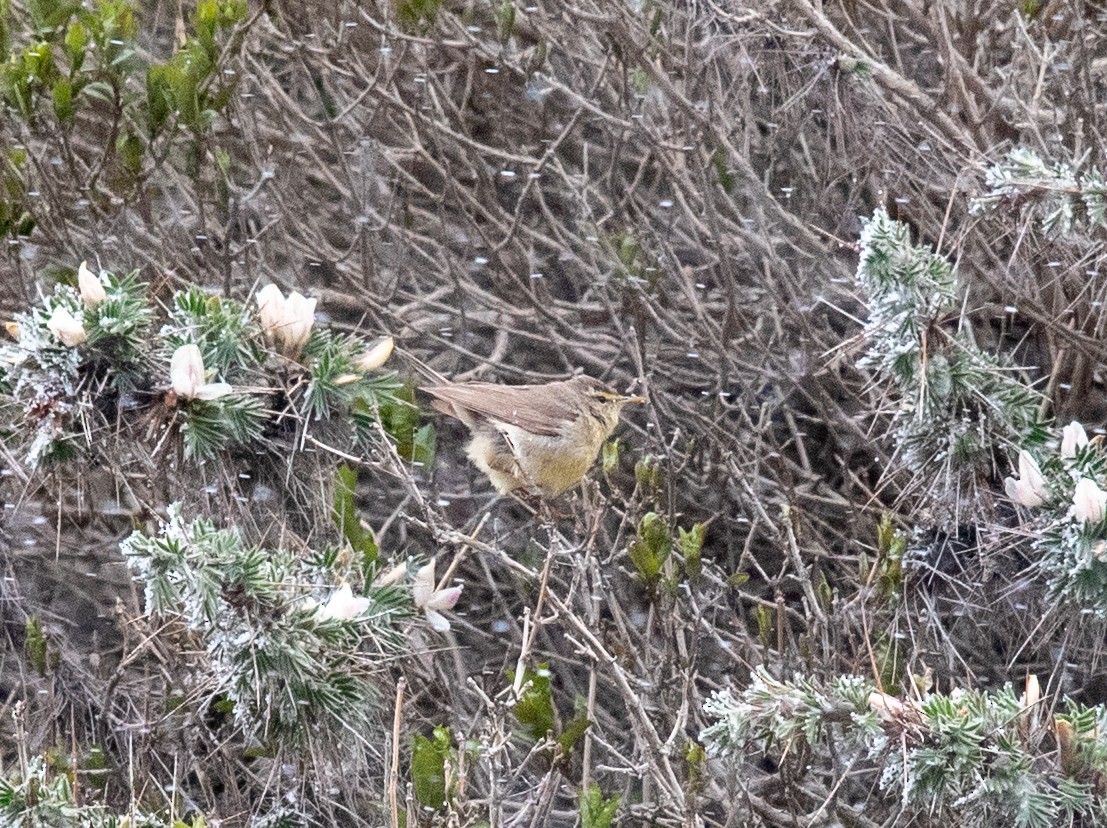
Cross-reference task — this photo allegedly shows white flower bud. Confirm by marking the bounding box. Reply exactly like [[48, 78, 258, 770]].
[[317, 583, 371, 621], [255, 285, 316, 358], [1062, 421, 1089, 459], [1004, 450, 1047, 508], [373, 560, 408, 588], [170, 344, 232, 401], [47, 306, 87, 346], [1072, 478, 1107, 524], [868, 691, 905, 722], [354, 336, 394, 372], [1021, 674, 1040, 710], [256, 284, 285, 338], [78, 261, 107, 307], [281, 291, 316, 357]]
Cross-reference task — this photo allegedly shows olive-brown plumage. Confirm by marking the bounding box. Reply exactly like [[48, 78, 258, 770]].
[[423, 376, 643, 498]]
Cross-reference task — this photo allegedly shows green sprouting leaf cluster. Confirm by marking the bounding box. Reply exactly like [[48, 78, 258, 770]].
[[579, 783, 621, 828], [513, 664, 555, 742], [506, 663, 591, 759], [412, 725, 454, 810], [0, 755, 205, 827], [146, 0, 246, 136], [701, 667, 1107, 828], [628, 512, 671, 585], [856, 208, 1043, 505], [120, 506, 410, 746], [971, 147, 1107, 235], [627, 511, 705, 589], [332, 463, 379, 572], [377, 381, 436, 469], [392, 0, 440, 33], [0, 147, 34, 237], [859, 512, 906, 602], [0, 0, 246, 228], [23, 615, 54, 676]]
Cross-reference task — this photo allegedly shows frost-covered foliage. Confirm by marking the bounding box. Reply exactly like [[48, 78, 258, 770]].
[[120, 506, 422, 745], [856, 209, 1042, 510], [702, 668, 1107, 828], [972, 148, 1107, 235], [0, 755, 205, 828], [0, 271, 400, 465], [999, 420, 1107, 615], [0, 266, 151, 463]]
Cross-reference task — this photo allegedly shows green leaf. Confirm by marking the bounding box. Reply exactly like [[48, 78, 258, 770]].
[[628, 512, 671, 584], [876, 512, 896, 555], [24, 616, 49, 676], [117, 131, 144, 175], [494, 0, 514, 42], [726, 570, 749, 588], [634, 454, 662, 492], [601, 438, 619, 474], [678, 522, 704, 582], [64, 19, 88, 66], [393, 0, 440, 31], [411, 725, 452, 809], [755, 604, 773, 647], [28, 0, 79, 31], [579, 784, 620, 828], [194, 0, 219, 48], [512, 664, 554, 742], [0, 0, 9, 52], [412, 422, 436, 470], [558, 716, 591, 756], [146, 63, 170, 135], [712, 148, 735, 194], [817, 568, 832, 609], [51, 77, 73, 121], [331, 464, 378, 570], [84, 745, 109, 790], [380, 383, 435, 467], [684, 739, 706, 796]]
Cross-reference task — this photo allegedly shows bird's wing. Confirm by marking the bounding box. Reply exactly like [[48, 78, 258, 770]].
[[421, 382, 577, 437]]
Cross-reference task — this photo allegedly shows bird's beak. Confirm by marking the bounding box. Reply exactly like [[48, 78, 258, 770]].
[[623, 394, 647, 404]]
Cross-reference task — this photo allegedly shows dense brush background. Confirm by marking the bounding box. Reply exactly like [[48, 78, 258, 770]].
[[2, 0, 1107, 825]]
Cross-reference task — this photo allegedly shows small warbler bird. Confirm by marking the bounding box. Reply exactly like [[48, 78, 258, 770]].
[[423, 375, 645, 498]]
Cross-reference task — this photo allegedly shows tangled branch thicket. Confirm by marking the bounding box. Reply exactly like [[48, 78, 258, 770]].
[[3, 0, 1107, 824]]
